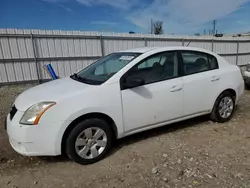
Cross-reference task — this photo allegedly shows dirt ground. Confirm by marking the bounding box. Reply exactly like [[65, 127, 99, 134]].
[[0, 84, 250, 188]]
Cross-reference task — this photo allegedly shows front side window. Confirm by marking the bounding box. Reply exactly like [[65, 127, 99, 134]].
[[125, 51, 179, 85], [71, 52, 141, 85], [181, 51, 218, 75]]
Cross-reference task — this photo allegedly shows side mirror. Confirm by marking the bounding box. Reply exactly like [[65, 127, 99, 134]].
[[123, 76, 145, 89]]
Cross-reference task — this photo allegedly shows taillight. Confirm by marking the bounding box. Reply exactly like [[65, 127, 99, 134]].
[[246, 64, 250, 72], [238, 66, 244, 79]]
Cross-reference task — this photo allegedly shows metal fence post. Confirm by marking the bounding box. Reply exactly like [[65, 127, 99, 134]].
[[100, 35, 105, 57], [144, 37, 148, 47], [236, 39, 239, 65], [182, 38, 184, 46], [211, 37, 214, 52], [30, 33, 40, 84], [99, 35, 108, 73]]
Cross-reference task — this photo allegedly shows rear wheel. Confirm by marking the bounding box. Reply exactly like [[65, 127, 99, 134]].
[[65, 118, 113, 165], [210, 91, 235, 123]]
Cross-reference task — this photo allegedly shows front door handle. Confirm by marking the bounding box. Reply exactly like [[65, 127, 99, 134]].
[[170, 86, 182, 92], [211, 76, 220, 82]]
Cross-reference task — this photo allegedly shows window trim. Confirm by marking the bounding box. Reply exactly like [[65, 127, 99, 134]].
[[178, 50, 219, 77], [120, 50, 182, 90]]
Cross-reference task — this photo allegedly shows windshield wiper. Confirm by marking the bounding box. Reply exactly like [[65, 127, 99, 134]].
[[70, 74, 102, 85], [70, 73, 85, 82], [70, 73, 79, 79]]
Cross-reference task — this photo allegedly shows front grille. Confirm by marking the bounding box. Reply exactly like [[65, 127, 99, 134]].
[[9, 105, 17, 120]]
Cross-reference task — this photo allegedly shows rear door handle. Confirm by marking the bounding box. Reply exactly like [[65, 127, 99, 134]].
[[211, 76, 220, 82], [170, 86, 182, 92]]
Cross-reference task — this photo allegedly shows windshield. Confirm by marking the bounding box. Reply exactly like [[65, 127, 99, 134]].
[[71, 52, 141, 85]]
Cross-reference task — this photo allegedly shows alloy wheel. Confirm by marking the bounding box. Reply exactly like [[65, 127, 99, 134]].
[[75, 127, 107, 159]]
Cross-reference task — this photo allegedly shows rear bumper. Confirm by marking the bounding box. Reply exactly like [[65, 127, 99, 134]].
[[244, 77, 250, 85], [244, 71, 250, 85], [6, 112, 61, 156]]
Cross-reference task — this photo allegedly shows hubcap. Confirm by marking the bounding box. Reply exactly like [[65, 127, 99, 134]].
[[219, 97, 234, 119], [75, 127, 107, 159]]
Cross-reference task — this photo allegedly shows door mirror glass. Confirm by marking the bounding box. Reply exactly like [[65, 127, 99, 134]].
[[124, 76, 145, 89]]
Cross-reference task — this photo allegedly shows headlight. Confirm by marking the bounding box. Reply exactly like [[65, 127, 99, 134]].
[[20, 102, 56, 125]]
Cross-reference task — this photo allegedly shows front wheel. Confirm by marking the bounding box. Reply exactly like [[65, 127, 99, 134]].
[[65, 118, 113, 165], [210, 91, 235, 123]]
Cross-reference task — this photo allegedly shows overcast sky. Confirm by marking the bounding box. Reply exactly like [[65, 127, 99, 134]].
[[1, 0, 250, 35]]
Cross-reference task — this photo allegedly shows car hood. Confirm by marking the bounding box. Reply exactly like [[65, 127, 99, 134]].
[[15, 77, 91, 111]]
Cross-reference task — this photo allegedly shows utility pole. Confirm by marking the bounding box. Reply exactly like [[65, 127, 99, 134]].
[[213, 20, 216, 35], [151, 18, 153, 34]]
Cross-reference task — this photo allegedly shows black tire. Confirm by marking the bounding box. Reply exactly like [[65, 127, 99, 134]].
[[210, 91, 235, 123], [65, 118, 113, 165]]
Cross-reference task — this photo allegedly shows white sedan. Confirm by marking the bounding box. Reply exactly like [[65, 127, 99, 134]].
[[6, 46, 244, 164]]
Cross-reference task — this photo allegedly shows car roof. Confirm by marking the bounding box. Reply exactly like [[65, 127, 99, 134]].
[[119, 46, 216, 55], [119, 47, 158, 53]]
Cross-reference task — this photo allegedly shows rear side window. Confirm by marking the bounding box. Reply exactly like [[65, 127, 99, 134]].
[[181, 51, 218, 75]]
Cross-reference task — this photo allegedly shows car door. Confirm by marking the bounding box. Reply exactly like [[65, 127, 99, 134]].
[[180, 50, 220, 116], [120, 51, 184, 133]]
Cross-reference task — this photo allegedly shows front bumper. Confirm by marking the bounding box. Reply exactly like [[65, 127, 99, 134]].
[[6, 111, 61, 156]]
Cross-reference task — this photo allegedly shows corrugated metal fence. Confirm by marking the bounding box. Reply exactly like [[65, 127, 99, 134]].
[[0, 28, 250, 85]]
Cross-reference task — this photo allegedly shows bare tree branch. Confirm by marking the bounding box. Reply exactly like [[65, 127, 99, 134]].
[[153, 21, 164, 35]]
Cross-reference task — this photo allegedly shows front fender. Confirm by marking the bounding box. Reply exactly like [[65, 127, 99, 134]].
[[54, 107, 124, 155]]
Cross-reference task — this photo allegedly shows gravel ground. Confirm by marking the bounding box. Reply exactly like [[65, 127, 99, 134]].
[[0, 84, 250, 188]]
